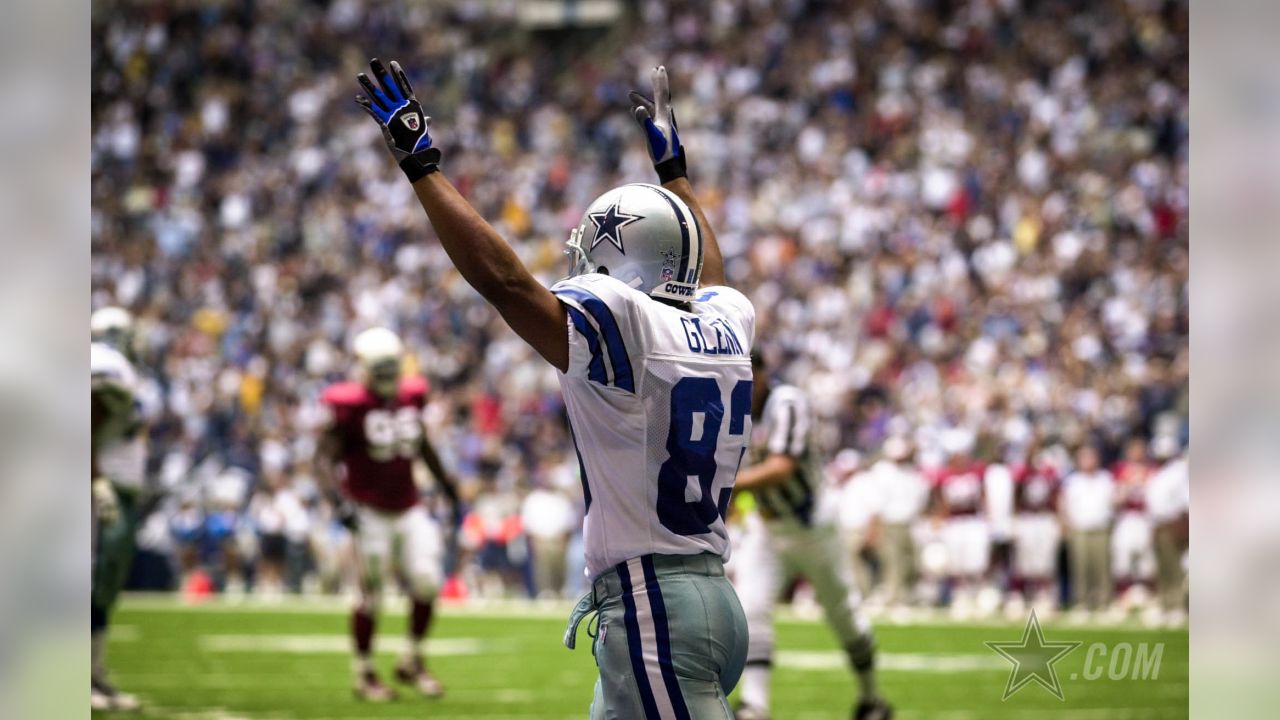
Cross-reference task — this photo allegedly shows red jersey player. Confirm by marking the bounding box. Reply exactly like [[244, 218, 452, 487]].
[[1110, 437, 1157, 607], [317, 327, 458, 702], [1010, 448, 1063, 612], [929, 433, 989, 616]]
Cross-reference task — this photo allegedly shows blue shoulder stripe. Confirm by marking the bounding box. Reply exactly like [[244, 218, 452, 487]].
[[563, 304, 608, 385], [555, 286, 635, 392]]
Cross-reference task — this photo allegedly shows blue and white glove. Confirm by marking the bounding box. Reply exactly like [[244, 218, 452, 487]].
[[629, 65, 687, 184], [355, 58, 442, 182]]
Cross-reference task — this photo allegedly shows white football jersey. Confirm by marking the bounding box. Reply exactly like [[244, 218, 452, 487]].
[[91, 342, 147, 489], [750, 384, 824, 526], [551, 273, 755, 580]]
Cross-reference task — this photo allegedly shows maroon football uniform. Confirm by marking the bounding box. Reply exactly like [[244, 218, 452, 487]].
[[1014, 465, 1060, 513], [1111, 460, 1152, 512], [934, 463, 986, 516], [322, 376, 429, 513]]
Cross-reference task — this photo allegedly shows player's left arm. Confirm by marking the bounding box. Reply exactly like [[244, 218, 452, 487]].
[[629, 66, 726, 287], [354, 59, 568, 372], [90, 380, 127, 523], [418, 433, 459, 508]]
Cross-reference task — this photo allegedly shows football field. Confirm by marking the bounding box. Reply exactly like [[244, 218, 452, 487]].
[[100, 595, 1187, 720]]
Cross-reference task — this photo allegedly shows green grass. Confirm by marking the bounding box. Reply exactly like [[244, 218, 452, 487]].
[[100, 596, 1187, 719]]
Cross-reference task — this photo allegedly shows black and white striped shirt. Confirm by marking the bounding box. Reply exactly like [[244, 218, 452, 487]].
[[752, 384, 821, 525]]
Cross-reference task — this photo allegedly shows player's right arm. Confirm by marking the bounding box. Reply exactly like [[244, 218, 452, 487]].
[[630, 66, 726, 288], [354, 59, 569, 373], [314, 395, 356, 529]]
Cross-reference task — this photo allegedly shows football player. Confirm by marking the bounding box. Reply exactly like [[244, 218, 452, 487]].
[[356, 60, 753, 717], [1110, 437, 1157, 612], [731, 352, 891, 720], [1009, 446, 1065, 618], [90, 307, 145, 711], [930, 432, 990, 618], [317, 327, 459, 701]]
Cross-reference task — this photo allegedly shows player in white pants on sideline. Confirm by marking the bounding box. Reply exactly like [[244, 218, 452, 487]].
[[731, 353, 892, 720]]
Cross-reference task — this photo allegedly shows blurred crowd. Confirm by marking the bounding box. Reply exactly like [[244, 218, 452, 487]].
[[91, 0, 1187, 607]]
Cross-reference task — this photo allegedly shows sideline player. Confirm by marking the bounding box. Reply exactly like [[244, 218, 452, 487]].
[[1110, 438, 1157, 612], [356, 60, 753, 717], [731, 353, 892, 720], [318, 327, 459, 701], [931, 434, 990, 617], [1009, 447, 1063, 617], [90, 307, 146, 711]]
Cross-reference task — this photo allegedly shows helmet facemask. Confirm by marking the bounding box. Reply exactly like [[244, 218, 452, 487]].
[[564, 226, 595, 279], [364, 358, 401, 399]]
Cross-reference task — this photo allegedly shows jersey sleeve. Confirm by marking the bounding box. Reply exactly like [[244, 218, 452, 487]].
[[320, 382, 365, 427], [398, 376, 430, 408], [550, 274, 643, 393], [695, 286, 756, 348], [765, 388, 810, 457]]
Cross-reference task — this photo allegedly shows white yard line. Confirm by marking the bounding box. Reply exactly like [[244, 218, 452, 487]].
[[778, 650, 1008, 673], [198, 634, 494, 656], [118, 593, 1185, 632]]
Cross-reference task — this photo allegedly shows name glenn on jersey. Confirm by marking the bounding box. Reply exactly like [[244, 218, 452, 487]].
[[680, 316, 745, 356]]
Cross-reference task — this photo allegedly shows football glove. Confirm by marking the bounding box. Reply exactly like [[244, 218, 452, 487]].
[[354, 58, 442, 182], [92, 477, 120, 527], [629, 65, 687, 184]]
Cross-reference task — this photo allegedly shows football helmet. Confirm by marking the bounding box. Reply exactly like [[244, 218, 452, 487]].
[[91, 306, 134, 354], [353, 327, 404, 398], [565, 183, 704, 303]]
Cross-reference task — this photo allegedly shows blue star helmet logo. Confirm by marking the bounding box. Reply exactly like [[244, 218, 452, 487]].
[[588, 201, 644, 254]]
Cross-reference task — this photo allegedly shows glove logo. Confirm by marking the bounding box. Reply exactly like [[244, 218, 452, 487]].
[[401, 113, 421, 131]]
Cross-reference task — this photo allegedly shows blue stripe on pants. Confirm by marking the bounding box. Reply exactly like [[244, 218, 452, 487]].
[[641, 556, 693, 720], [617, 561, 662, 720]]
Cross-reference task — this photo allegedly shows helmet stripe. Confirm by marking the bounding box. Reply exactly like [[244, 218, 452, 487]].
[[644, 186, 692, 285]]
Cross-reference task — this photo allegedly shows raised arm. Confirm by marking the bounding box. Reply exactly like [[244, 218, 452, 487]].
[[629, 66, 726, 288], [355, 58, 568, 372]]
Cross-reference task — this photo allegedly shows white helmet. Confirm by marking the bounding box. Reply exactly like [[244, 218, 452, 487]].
[[353, 327, 404, 397], [565, 183, 704, 303], [91, 306, 134, 352]]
